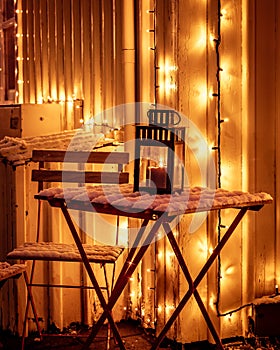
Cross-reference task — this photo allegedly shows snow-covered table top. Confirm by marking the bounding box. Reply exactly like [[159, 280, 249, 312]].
[[35, 184, 273, 218]]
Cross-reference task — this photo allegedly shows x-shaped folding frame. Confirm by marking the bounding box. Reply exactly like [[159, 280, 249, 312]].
[[49, 197, 264, 350], [59, 199, 171, 350]]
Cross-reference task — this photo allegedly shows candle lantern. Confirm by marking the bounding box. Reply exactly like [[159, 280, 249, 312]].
[[134, 109, 185, 194]]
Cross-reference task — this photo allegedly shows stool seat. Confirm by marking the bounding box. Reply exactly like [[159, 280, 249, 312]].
[[0, 262, 26, 285], [7, 242, 124, 264]]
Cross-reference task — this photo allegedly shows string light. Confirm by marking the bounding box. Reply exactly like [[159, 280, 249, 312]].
[[213, 3, 245, 321]]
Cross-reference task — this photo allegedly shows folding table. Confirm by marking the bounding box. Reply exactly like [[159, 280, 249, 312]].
[[35, 186, 272, 350]]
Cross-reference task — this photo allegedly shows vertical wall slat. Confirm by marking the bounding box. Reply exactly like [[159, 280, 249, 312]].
[[206, 0, 220, 339], [91, 0, 102, 117], [48, 0, 57, 101], [63, 0, 73, 128], [33, 0, 42, 102], [81, 0, 91, 120], [40, 0, 48, 101], [219, 0, 244, 338], [114, 0, 124, 110], [254, 0, 276, 297], [27, 0, 35, 102], [21, 0, 29, 102], [275, 0, 280, 289], [56, 0, 64, 102], [72, 0, 81, 99], [102, 0, 113, 121]]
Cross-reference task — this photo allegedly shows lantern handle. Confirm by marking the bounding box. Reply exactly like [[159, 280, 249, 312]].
[[147, 109, 181, 126], [172, 111, 181, 125]]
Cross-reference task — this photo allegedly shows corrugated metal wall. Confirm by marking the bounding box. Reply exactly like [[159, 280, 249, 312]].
[[16, 0, 131, 129]]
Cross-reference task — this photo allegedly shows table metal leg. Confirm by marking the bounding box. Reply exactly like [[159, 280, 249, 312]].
[[150, 208, 248, 350], [61, 204, 126, 350], [83, 215, 172, 349]]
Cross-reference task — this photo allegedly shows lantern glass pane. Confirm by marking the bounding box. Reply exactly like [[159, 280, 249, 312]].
[[174, 143, 184, 189], [139, 145, 168, 190]]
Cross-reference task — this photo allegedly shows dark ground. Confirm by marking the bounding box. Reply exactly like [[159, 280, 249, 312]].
[[0, 320, 182, 350], [1, 320, 280, 350]]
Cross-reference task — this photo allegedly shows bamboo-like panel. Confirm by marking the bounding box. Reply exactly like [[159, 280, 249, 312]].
[[81, 0, 91, 119], [254, 0, 277, 298], [48, 0, 56, 101], [33, 0, 42, 102], [56, 0, 64, 102], [26, 0, 35, 102]]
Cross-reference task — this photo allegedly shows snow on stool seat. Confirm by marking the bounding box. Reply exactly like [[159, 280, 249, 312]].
[[0, 262, 26, 284], [7, 242, 124, 264]]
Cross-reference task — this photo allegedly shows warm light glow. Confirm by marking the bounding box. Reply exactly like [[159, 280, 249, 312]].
[[209, 295, 216, 310], [221, 5, 231, 22], [221, 8, 228, 17], [158, 251, 163, 259], [208, 143, 215, 152], [194, 25, 207, 50], [223, 265, 235, 277], [195, 83, 208, 106], [209, 34, 216, 46], [165, 305, 175, 313], [219, 60, 228, 76], [164, 64, 178, 73], [198, 239, 208, 255], [208, 89, 215, 99], [165, 82, 177, 91], [225, 313, 232, 321], [166, 251, 175, 259]]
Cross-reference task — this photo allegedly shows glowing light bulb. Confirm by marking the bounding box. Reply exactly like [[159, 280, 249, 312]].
[[226, 313, 232, 321], [209, 296, 216, 310], [221, 8, 227, 17], [209, 34, 216, 45]]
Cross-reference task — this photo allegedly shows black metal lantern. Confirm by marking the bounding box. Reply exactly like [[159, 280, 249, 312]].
[[134, 109, 185, 194]]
